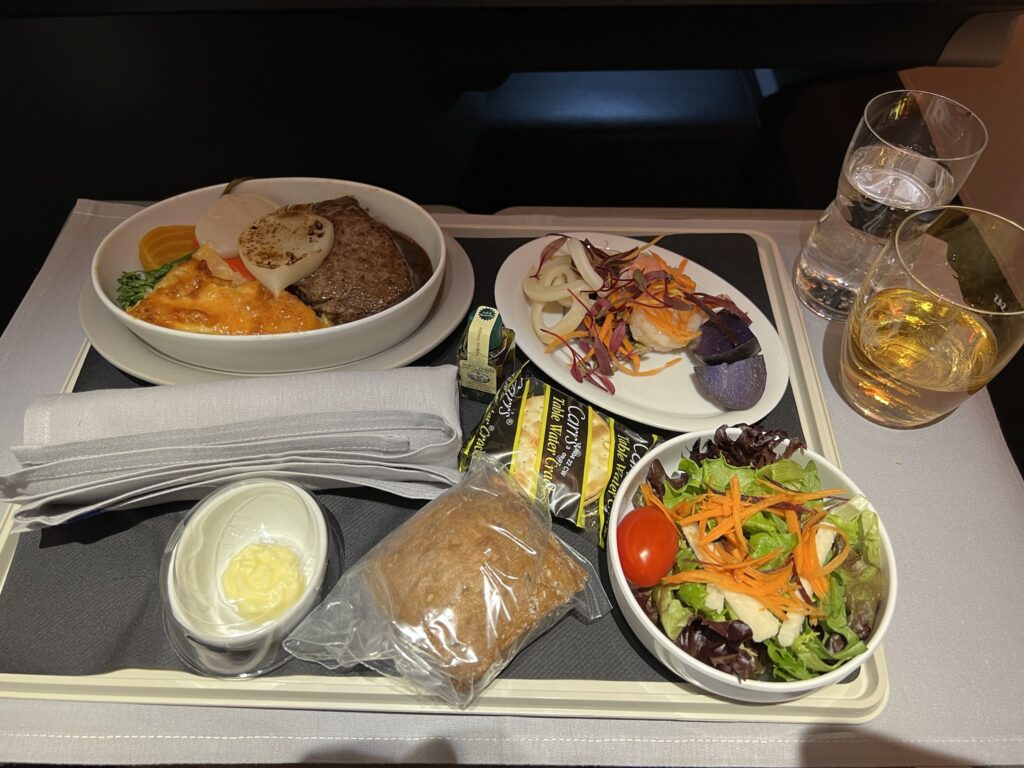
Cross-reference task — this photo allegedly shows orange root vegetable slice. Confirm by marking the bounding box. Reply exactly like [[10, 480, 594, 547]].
[[138, 225, 197, 271]]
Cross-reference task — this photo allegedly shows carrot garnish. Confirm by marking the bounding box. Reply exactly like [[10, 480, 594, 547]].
[[647, 472, 849, 621], [611, 356, 683, 376], [532, 236, 734, 391], [223, 256, 257, 282]]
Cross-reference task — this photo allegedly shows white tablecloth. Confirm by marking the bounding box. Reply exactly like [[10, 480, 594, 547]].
[[1, 201, 1022, 766]]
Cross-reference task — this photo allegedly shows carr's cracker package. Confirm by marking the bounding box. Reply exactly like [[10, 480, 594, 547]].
[[460, 366, 658, 544]]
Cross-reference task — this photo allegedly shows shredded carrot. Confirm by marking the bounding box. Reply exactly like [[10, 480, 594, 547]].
[[646, 473, 849, 620], [611, 356, 683, 377], [641, 483, 673, 518], [729, 475, 746, 556]]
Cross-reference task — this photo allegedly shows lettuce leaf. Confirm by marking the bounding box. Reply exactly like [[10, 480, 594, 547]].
[[671, 455, 821, 501], [766, 630, 843, 680], [661, 456, 705, 508], [821, 575, 869, 660], [766, 573, 870, 681], [826, 494, 878, 558], [661, 534, 726, 622], [758, 458, 820, 493], [742, 510, 783, 535], [701, 457, 759, 493], [827, 495, 885, 640], [677, 617, 766, 681], [652, 586, 693, 641], [748, 530, 798, 570]]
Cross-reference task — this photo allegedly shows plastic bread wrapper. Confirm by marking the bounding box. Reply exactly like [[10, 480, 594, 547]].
[[459, 365, 659, 545], [283, 455, 610, 708]]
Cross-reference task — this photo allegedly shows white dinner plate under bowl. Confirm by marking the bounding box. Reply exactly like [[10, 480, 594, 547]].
[[79, 234, 475, 385], [494, 232, 789, 433]]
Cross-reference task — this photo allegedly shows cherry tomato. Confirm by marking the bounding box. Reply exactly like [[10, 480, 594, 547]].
[[616, 505, 680, 587]]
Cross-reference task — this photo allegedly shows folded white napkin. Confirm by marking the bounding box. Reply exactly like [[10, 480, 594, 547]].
[[0, 366, 462, 531]]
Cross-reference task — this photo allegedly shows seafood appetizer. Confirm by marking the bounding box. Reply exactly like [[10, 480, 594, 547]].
[[521, 234, 766, 408]]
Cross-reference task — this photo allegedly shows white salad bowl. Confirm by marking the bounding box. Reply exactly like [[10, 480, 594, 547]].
[[607, 428, 897, 704], [91, 177, 446, 374]]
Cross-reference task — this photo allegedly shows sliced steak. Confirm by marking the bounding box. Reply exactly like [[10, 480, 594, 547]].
[[288, 196, 416, 324]]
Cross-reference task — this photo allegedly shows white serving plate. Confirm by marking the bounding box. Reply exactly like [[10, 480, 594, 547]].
[[494, 232, 789, 432]]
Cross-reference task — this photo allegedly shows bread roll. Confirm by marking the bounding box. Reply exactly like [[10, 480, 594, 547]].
[[364, 469, 587, 697]]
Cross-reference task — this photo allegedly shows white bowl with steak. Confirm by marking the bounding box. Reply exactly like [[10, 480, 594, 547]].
[[91, 178, 446, 374]]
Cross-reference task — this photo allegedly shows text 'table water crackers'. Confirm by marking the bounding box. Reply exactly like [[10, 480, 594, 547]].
[[460, 365, 658, 544]]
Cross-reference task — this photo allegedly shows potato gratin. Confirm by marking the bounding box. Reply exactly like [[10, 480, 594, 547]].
[[128, 256, 326, 335]]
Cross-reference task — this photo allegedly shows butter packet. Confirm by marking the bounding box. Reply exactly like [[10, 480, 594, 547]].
[[459, 365, 658, 545]]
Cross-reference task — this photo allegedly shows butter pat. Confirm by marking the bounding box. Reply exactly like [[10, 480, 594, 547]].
[[222, 542, 305, 623]]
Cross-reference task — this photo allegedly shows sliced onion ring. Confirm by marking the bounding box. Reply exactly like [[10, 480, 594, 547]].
[[531, 291, 592, 345], [522, 276, 590, 304], [567, 237, 604, 290], [547, 294, 591, 337]]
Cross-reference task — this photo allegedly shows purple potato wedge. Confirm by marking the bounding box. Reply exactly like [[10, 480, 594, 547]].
[[693, 310, 760, 365], [694, 355, 767, 410]]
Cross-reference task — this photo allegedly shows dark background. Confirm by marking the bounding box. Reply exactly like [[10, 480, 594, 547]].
[[1, 2, 1021, 465]]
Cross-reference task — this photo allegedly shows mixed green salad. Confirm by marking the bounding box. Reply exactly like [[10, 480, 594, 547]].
[[617, 425, 886, 682]]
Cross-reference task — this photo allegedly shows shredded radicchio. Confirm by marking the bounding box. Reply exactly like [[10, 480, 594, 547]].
[[676, 617, 767, 681], [689, 424, 806, 469], [632, 588, 661, 626], [633, 588, 767, 681], [643, 459, 689, 501]]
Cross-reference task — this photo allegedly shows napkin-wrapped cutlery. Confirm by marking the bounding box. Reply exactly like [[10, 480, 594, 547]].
[[0, 366, 462, 531]]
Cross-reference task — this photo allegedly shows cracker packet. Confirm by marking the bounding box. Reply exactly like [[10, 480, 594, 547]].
[[459, 365, 658, 545]]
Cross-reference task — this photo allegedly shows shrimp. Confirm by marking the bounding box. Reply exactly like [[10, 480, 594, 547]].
[[629, 303, 704, 352], [624, 252, 703, 353]]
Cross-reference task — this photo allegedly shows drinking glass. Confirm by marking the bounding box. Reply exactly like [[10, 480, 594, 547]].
[[840, 206, 1024, 428], [794, 90, 988, 320]]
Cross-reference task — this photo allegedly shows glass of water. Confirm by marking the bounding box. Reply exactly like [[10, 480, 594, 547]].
[[794, 90, 987, 320], [840, 206, 1024, 428]]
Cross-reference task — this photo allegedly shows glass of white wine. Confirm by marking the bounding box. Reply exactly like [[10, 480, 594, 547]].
[[795, 90, 988, 320], [841, 206, 1024, 428]]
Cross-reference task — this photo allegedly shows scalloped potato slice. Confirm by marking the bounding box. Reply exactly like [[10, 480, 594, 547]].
[[128, 257, 326, 335]]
